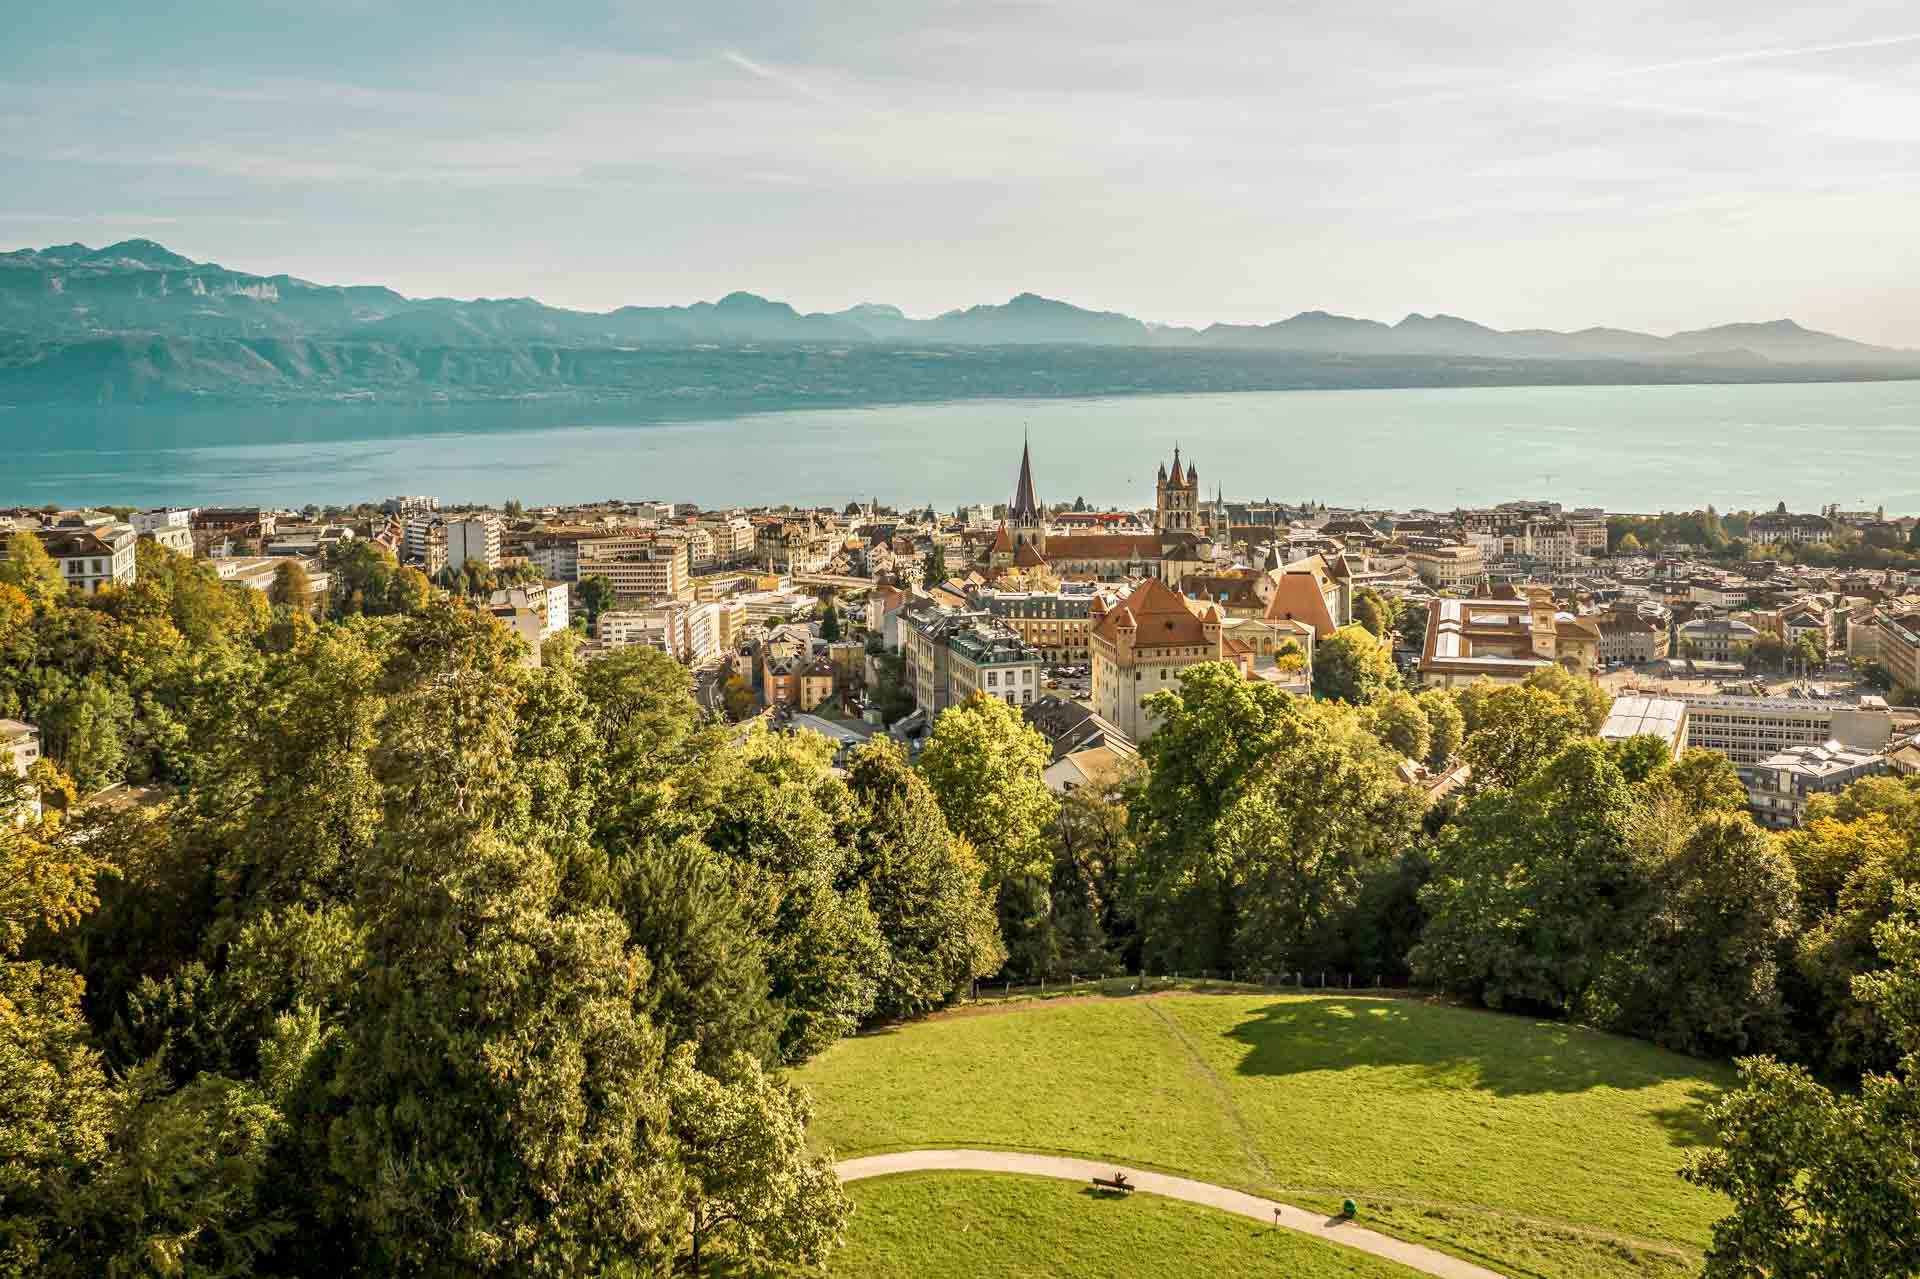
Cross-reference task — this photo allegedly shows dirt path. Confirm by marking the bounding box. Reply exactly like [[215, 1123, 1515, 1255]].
[[837, 1149, 1509, 1279]]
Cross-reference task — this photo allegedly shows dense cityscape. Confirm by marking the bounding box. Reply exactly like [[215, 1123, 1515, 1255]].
[[15, 435, 1920, 828]]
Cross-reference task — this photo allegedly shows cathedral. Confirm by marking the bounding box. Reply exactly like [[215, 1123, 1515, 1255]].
[[984, 441, 1214, 583]]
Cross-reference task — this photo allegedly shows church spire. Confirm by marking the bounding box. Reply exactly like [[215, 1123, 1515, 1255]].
[[1009, 432, 1042, 523]]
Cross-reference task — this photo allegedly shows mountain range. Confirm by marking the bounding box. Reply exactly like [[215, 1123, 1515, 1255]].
[[3, 240, 1917, 404]]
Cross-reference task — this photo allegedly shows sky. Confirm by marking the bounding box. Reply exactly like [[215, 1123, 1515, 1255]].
[[5, 1, 1920, 343]]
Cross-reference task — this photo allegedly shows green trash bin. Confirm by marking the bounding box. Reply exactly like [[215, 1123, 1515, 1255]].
[[1341, 1199, 1358, 1219]]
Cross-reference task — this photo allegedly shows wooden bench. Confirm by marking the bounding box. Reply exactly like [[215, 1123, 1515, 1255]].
[[1090, 1174, 1134, 1193]]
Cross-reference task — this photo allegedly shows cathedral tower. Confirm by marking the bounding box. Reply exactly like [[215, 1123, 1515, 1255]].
[[1154, 445, 1199, 534]]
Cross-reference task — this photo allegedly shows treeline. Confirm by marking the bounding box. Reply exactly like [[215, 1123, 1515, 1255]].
[[4, 531, 1917, 1274], [0, 536, 1006, 1275]]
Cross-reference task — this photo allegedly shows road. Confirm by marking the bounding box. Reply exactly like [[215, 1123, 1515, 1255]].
[[836, 1149, 1507, 1279]]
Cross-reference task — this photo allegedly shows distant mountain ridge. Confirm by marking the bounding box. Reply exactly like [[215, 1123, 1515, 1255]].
[[3, 238, 1913, 365]]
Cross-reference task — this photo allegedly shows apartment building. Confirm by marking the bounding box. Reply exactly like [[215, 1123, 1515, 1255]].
[[901, 608, 1042, 716], [1595, 610, 1670, 664], [1408, 544, 1486, 589], [1679, 694, 1893, 767], [596, 598, 736, 665], [1866, 606, 1920, 692], [194, 508, 278, 542], [1746, 743, 1889, 829], [487, 582, 570, 638], [402, 516, 448, 573], [36, 520, 138, 594], [130, 508, 195, 554], [577, 539, 689, 601], [947, 623, 1045, 708], [446, 515, 503, 573], [973, 588, 1098, 663]]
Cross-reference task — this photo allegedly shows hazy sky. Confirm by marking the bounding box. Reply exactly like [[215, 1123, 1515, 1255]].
[[6, 1, 1920, 342]]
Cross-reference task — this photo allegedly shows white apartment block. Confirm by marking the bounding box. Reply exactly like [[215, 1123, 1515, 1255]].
[[578, 539, 689, 600], [447, 516, 503, 573], [488, 583, 570, 638], [36, 521, 137, 594], [403, 516, 447, 573], [598, 600, 726, 664], [1679, 694, 1893, 767], [132, 508, 193, 534]]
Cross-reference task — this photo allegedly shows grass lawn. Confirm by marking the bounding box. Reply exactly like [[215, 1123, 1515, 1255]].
[[838, 1172, 1425, 1278], [797, 993, 1732, 1279]]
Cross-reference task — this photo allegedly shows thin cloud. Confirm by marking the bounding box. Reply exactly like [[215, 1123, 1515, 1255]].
[[720, 50, 840, 105], [1609, 30, 1920, 78]]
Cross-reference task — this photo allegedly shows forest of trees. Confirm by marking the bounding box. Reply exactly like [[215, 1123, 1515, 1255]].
[[1, 531, 1915, 1275]]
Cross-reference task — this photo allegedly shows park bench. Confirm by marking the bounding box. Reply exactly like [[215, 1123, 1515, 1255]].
[[1089, 1172, 1133, 1193]]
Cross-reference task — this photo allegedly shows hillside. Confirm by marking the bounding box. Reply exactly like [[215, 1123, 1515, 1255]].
[[4, 239, 1916, 404], [0, 238, 1910, 358], [796, 991, 1733, 1279]]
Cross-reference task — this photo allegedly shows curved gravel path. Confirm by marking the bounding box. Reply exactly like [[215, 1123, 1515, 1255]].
[[837, 1149, 1507, 1279]]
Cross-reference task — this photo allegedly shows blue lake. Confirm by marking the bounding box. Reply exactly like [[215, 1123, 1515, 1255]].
[[5, 379, 1919, 514]]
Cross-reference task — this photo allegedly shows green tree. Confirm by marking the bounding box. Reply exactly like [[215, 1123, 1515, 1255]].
[[819, 599, 841, 643], [1616, 532, 1643, 555], [1601, 809, 1798, 1056], [1416, 688, 1464, 771], [921, 543, 947, 588], [1128, 663, 1301, 971], [1353, 588, 1396, 640], [666, 1045, 850, 1277], [1222, 706, 1424, 973], [0, 533, 66, 612], [1311, 624, 1396, 705], [268, 558, 314, 610], [1663, 749, 1750, 815], [329, 600, 681, 1274], [1684, 884, 1920, 1278], [1461, 684, 1590, 790], [722, 673, 755, 721], [1416, 740, 1635, 1014], [917, 693, 1058, 883], [617, 836, 780, 1070], [577, 574, 614, 627], [843, 740, 1003, 1017], [1606, 733, 1674, 784], [701, 730, 885, 1062], [1523, 664, 1610, 732], [583, 643, 727, 850], [1366, 690, 1431, 762]]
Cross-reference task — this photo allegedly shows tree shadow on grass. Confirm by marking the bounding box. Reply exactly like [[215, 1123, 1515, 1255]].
[[1645, 1084, 1722, 1149], [1224, 996, 1729, 1125]]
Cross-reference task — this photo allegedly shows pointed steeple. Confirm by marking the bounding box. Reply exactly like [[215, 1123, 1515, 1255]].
[[1009, 432, 1042, 523]]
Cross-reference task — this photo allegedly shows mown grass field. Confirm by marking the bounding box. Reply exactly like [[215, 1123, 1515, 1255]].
[[839, 1172, 1426, 1278], [799, 993, 1733, 1279]]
